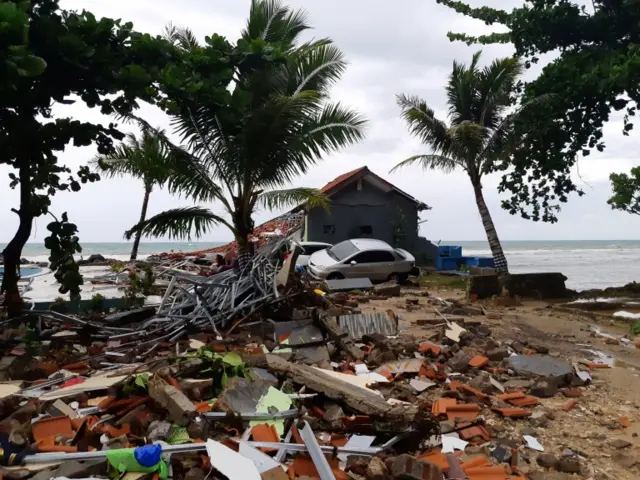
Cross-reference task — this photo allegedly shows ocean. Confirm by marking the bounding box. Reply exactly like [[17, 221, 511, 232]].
[[2, 240, 639, 291], [442, 240, 640, 291]]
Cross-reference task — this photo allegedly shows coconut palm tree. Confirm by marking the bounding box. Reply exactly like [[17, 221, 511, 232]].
[[392, 52, 539, 273], [125, 0, 367, 264], [91, 127, 177, 260]]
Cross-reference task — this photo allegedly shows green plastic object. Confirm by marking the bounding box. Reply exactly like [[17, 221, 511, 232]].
[[106, 448, 168, 480]]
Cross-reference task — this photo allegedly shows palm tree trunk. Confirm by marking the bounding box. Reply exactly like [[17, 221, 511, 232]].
[[233, 204, 254, 276], [130, 184, 152, 261], [472, 181, 509, 273]]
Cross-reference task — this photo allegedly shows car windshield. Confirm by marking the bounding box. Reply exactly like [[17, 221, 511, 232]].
[[327, 241, 359, 261]]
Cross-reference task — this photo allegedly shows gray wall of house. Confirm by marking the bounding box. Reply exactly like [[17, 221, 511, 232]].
[[305, 180, 438, 265]]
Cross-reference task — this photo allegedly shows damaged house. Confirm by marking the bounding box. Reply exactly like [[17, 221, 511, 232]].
[[299, 166, 438, 264]]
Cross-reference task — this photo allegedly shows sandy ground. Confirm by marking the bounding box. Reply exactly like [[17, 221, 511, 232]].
[[359, 284, 640, 479]]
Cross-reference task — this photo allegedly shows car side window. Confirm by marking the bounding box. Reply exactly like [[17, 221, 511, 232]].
[[351, 251, 394, 263], [304, 245, 326, 255]]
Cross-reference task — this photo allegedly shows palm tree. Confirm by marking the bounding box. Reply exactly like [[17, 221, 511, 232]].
[[125, 0, 367, 263], [392, 52, 537, 274], [91, 127, 177, 260]]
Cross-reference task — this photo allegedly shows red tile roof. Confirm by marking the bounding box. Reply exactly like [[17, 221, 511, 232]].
[[320, 167, 367, 193], [320, 166, 426, 208]]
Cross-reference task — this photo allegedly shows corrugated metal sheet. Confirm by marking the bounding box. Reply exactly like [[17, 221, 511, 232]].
[[338, 312, 397, 340]]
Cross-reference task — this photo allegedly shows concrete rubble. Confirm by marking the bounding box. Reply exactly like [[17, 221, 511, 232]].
[[0, 227, 638, 479]]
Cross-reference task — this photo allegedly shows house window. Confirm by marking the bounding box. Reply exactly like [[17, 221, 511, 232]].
[[360, 225, 373, 236], [323, 225, 336, 234]]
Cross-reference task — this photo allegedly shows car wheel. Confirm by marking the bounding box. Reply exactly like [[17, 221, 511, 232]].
[[326, 272, 345, 280], [388, 272, 407, 283]]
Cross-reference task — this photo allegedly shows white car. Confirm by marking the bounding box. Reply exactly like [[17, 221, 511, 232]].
[[291, 241, 333, 268], [307, 238, 416, 282]]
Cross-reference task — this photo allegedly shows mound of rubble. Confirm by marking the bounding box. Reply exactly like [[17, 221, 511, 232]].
[[0, 275, 621, 480], [0, 217, 629, 479]]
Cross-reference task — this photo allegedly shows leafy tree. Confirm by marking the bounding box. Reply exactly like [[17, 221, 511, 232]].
[[436, 0, 640, 222], [0, 0, 182, 316], [126, 0, 367, 261], [91, 126, 179, 260], [0, 1, 47, 79], [609, 167, 640, 216], [391, 52, 541, 273]]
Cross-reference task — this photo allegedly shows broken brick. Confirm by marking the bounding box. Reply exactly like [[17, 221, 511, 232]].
[[619, 416, 632, 428], [497, 392, 525, 402], [469, 355, 489, 368], [418, 343, 441, 355], [446, 403, 480, 422], [458, 424, 491, 442], [587, 363, 611, 370], [508, 395, 541, 407], [561, 399, 578, 411], [432, 398, 457, 415], [492, 407, 532, 418], [387, 453, 444, 480], [457, 383, 490, 400]]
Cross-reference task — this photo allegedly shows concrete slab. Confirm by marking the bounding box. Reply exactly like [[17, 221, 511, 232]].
[[509, 355, 572, 379]]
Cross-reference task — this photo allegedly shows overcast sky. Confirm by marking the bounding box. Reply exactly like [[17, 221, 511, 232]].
[[1, 0, 639, 244]]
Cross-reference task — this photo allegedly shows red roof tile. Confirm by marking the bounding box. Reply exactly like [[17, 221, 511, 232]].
[[320, 166, 367, 193]]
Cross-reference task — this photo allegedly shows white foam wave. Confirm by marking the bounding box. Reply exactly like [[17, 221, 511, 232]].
[[613, 311, 640, 320]]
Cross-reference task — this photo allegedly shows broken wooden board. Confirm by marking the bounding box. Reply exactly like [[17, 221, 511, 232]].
[[265, 354, 416, 421], [39, 375, 128, 401]]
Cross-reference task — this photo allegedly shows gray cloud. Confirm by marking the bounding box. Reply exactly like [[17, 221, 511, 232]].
[[1, 0, 639, 244]]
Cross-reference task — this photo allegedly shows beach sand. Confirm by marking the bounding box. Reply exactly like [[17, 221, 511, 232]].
[[359, 283, 640, 479]]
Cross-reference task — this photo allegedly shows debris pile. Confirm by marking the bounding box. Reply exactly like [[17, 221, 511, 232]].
[[0, 239, 636, 479]]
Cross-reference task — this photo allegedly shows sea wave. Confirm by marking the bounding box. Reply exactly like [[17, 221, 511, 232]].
[[463, 247, 640, 256], [23, 254, 151, 263]]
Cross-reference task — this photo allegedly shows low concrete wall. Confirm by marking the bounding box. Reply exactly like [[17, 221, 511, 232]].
[[469, 272, 569, 299]]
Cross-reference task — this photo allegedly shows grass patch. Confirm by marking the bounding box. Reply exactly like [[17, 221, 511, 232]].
[[419, 272, 468, 290]]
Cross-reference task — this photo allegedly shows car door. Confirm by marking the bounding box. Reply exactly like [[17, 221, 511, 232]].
[[345, 250, 394, 281], [342, 252, 372, 279], [369, 250, 396, 280]]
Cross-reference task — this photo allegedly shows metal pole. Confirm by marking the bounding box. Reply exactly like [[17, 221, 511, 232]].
[[299, 421, 336, 480], [24, 441, 382, 465]]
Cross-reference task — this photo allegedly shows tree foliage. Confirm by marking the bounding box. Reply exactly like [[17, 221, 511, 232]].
[[609, 167, 640, 216], [0, 0, 179, 313], [437, 0, 640, 222], [91, 125, 180, 260], [392, 52, 541, 272], [0, 1, 47, 79], [44, 212, 83, 301], [125, 0, 366, 252]]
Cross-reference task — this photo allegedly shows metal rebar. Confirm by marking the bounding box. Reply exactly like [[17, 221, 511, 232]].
[[203, 409, 298, 421], [299, 421, 336, 480]]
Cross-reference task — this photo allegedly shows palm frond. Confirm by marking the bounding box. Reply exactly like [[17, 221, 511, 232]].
[[390, 154, 461, 175], [251, 101, 367, 191], [258, 188, 330, 211], [277, 40, 347, 97], [477, 56, 524, 129], [447, 121, 485, 156], [397, 94, 452, 153], [164, 23, 200, 50], [243, 0, 310, 48], [125, 206, 233, 241]]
